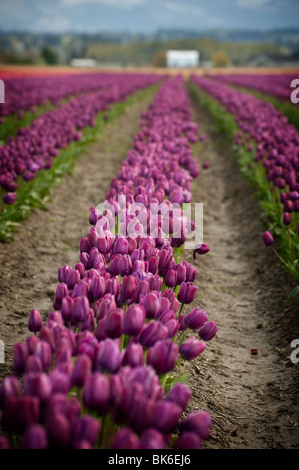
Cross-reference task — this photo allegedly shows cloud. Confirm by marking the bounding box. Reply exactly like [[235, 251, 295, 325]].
[[61, 0, 145, 7], [235, 0, 272, 8]]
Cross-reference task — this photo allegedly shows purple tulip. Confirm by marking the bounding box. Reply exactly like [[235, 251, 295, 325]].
[[147, 339, 178, 374], [73, 416, 101, 448], [3, 192, 17, 204], [164, 269, 177, 288], [165, 383, 192, 411], [184, 307, 208, 330], [103, 308, 123, 339], [140, 291, 161, 319], [96, 338, 123, 373], [122, 343, 145, 367], [72, 296, 90, 325], [283, 212, 291, 226], [177, 282, 197, 304], [119, 275, 137, 303], [152, 400, 182, 433], [66, 268, 81, 290], [33, 339, 52, 371], [193, 243, 210, 260], [174, 431, 201, 449], [46, 412, 72, 449], [111, 427, 140, 449], [0, 436, 10, 449], [2, 396, 40, 434], [179, 337, 206, 361], [262, 230, 274, 246], [140, 428, 166, 449], [140, 320, 168, 348], [179, 410, 212, 439], [0, 376, 20, 410], [28, 309, 43, 333], [122, 304, 146, 336], [198, 320, 218, 341], [23, 372, 52, 403], [83, 372, 110, 414], [13, 341, 29, 373], [21, 424, 48, 449]]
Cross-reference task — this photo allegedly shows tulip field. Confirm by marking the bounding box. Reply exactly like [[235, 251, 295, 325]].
[[0, 67, 299, 451]]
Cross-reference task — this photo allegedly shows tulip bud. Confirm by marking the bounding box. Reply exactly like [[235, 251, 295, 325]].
[[96, 338, 123, 373], [83, 372, 110, 414], [179, 337, 206, 360], [13, 341, 29, 373], [122, 343, 144, 367], [140, 321, 168, 348], [74, 416, 101, 448], [184, 307, 208, 330], [179, 410, 211, 439], [21, 424, 48, 449], [164, 268, 177, 288], [140, 428, 166, 449], [198, 320, 218, 341], [90, 275, 106, 301], [46, 412, 72, 449], [2, 396, 40, 434], [174, 431, 201, 449], [72, 296, 90, 325], [177, 282, 197, 304], [262, 230, 274, 246], [23, 372, 52, 403], [0, 376, 20, 410], [193, 243, 210, 260], [166, 383, 192, 411], [147, 339, 178, 374], [3, 192, 17, 204], [111, 427, 140, 449], [152, 400, 182, 433], [122, 304, 146, 336], [283, 212, 291, 226], [33, 339, 52, 371], [66, 269, 80, 290]]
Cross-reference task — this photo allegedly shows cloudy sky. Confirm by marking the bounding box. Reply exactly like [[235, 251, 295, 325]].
[[0, 0, 298, 33]]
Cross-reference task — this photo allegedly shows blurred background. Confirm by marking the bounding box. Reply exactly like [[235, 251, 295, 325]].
[[0, 0, 299, 70]]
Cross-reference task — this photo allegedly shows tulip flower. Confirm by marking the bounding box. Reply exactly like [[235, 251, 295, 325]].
[[151, 400, 182, 433], [122, 343, 145, 367], [83, 372, 110, 414], [193, 243, 210, 260], [165, 383, 192, 411], [177, 282, 197, 305], [262, 230, 274, 246], [21, 424, 48, 449], [198, 320, 218, 341], [140, 321, 168, 348], [111, 427, 140, 449], [184, 307, 208, 330], [122, 304, 145, 336], [174, 431, 201, 449], [3, 192, 17, 204], [96, 338, 123, 373], [147, 339, 178, 374], [179, 410, 212, 439], [179, 337, 206, 361]]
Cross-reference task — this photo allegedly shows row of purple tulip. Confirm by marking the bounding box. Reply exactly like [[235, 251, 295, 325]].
[[0, 75, 217, 449], [0, 72, 159, 119], [0, 73, 163, 204], [190, 75, 299, 233], [207, 73, 298, 103]]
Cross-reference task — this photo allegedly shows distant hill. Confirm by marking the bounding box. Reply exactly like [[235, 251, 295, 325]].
[[1, 28, 299, 67]]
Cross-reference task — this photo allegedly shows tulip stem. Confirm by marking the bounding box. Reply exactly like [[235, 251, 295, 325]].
[[271, 247, 288, 267]]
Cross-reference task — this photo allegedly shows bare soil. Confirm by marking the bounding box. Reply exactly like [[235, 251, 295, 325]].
[[183, 101, 299, 449], [0, 87, 299, 449]]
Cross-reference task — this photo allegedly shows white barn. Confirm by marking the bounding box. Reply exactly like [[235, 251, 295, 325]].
[[166, 50, 199, 68]]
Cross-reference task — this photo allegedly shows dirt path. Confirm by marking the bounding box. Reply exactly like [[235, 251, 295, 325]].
[[183, 100, 299, 449], [0, 91, 156, 381]]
